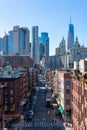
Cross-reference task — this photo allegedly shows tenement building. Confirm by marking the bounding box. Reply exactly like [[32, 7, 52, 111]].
[[57, 70, 71, 113], [72, 71, 87, 130]]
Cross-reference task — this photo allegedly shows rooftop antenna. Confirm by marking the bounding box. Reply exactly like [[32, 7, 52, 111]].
[[70, 14, 71, 24]]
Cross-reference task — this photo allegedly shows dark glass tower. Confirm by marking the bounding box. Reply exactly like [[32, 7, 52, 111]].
[[67, 18, 74, 50], [39, 32, 49, 61]]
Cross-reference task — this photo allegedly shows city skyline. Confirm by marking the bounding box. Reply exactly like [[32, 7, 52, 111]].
[[0, 0, 87, 55]]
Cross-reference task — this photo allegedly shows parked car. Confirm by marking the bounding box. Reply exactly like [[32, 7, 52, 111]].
[[24, 110, 33, 121]]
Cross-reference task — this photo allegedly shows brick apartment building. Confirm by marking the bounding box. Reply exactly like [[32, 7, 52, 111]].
[[57, 70, 71, 113], [46, 69, 71, 112], [0, 89, 3, 129], [0, 66, 38, 129], [72, 71, 87, 130], [0, 55, 34, 67]]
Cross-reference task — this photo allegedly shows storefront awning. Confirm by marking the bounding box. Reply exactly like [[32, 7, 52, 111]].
[[59, 105, 64, 114]]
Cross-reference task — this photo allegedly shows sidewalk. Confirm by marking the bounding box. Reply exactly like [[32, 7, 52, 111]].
[[64, 122, 72, 130], [51, 116, 72, 130]]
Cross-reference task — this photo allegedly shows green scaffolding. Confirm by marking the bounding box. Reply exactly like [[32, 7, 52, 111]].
[[59, 105, 64, 114]]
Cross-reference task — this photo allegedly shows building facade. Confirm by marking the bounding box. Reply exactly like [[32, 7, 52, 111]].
[[41, 33, 49, 57], [0, 38, 4, 55], [59, 37, 66, 56], [57, 71, 71, 112], [0, 34, 8, 55], [0, 89, 3, 129], [31, 26, 39, 64], [8, 26, 30, 56], [55, 47, 60, 56], [0, 55, 34, 67], [20, 27, 30, 55], [45, 56, 61, 69], [0, 66, 38, 129], [55, 37, 66, 57], [67, 20, 74, 50], [0, 67, 29, 129], [39, 37, 44, 61], [72, 71, 87, 130], [66, 37, 87, 69]]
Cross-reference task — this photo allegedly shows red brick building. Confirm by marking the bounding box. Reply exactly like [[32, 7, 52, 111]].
[[0, 55, 34, 67], [0, 66, 39, 129], [46, 69, 71, 112], [57, 71, 71, 112], [72, 71, 87, 130], [0, 90, 3, 129]]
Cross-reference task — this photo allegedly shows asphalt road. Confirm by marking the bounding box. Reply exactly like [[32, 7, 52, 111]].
[[9, 84, 66, 130]]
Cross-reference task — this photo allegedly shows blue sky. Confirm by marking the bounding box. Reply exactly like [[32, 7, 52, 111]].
[[0, 0, 87, 55]]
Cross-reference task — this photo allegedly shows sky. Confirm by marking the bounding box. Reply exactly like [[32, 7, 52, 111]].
[[0, 0, 87, 55]]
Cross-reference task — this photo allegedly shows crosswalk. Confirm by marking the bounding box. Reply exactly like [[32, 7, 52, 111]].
[[12, 122, 52, 128], [12, 120, 65, 128], [23, 121, 53, 127]]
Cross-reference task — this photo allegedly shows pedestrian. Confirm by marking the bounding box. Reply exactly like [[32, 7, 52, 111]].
[[60, 115, 62, 120], [65, 122, 68, 126]]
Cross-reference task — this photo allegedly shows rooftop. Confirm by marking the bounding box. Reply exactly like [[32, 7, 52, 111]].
[[0, 66, 26, 79], [72, 70, 87, 84]]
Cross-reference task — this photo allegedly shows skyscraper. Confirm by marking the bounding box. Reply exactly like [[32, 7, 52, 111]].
[[31, 26, 39, 64], [20, 27, 30, 55], [0, 33, 8, 55], [0, 38, 4, 54], [8, 26, 30, 55], [67, 18, 74, 50], [3, 34, 8, 55], [13, 26, 20, 55], [8, 31, 14, 55], [39, 32, 49, 60], [59, 37, 66, 56], [39, 37, 44, 60]]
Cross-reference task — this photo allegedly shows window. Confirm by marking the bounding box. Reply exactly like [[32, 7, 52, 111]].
[[5, 100, 7, 104], [10, 97, 13, 101], [0, 96, 1, 104], [10, 90, 13, 95], [66, 89, 70, 93], [10, 108, 13, 111], [5, 91, 7, 95], [5, 98, 7, 101], [66, 81, 70, 86], [66, 81, 70, 89], [10, 100, 13, 103], [4, 105, 7, 111], [84, 89, 87, 97], [66, 99, 70, 105], [10, 82, 13, 87], [10, 105, 13, 111]]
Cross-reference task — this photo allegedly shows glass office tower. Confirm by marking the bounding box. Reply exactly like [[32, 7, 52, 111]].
[[67, 20, 74, 50], [39, 32, 49, 60], [31, 26, 39, 64]]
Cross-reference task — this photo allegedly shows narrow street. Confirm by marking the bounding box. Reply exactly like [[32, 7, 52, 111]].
[[9, 75, 67, 130]]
